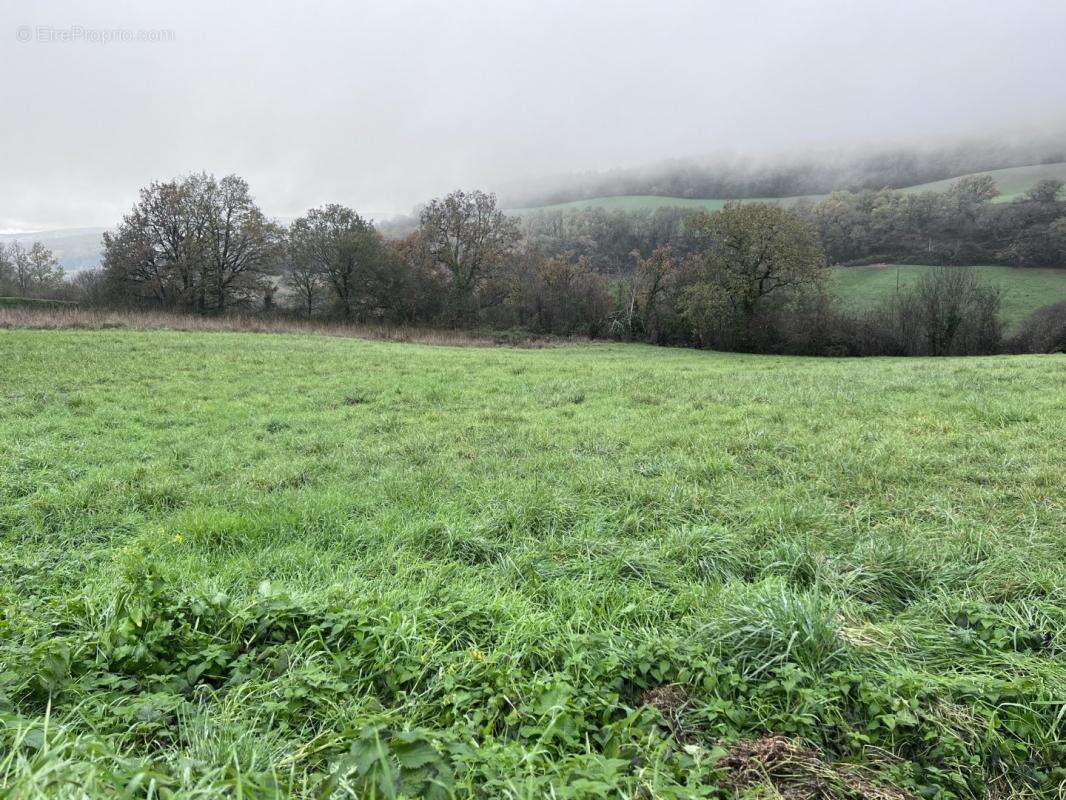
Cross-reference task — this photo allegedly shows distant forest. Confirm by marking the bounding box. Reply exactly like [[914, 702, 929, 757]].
[[504, 137, 1066, 207], [5, 168, 1064, 358], [6, 134, 1066, 358]]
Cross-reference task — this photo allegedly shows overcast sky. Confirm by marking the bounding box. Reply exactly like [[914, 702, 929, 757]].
[[2, 0, 1065, 231]]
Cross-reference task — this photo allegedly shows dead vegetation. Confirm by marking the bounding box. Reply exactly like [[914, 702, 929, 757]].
[[641, 683, 692, 742], [640, 686, 912, 800], [0, 307, 576, 348], [717, 737, 914, 800]]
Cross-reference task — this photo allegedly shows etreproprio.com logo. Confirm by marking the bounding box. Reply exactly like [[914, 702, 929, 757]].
[[15, 25, 176, 44]]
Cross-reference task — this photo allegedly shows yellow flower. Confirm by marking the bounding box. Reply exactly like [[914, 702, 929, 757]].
[[173, 533, 183, 543]]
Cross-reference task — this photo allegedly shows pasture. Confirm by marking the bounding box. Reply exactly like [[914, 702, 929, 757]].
[[1, 329, 1063, 798], [831, 265, 1066, 328]]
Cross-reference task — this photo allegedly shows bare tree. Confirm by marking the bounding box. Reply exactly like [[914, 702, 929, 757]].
[[0, 242, 12, 294], [283, 245, 325, 318], [199, 175, 282, 312], [913, 267, 1002, 355]]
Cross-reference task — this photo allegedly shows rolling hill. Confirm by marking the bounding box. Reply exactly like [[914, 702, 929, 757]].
[[899, 161, 1066, 201], [511, 161, 1066, 214], [10, 162, 1066, 272], [0, 227, 108, 272]]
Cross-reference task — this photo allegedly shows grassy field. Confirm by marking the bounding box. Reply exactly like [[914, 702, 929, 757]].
[[899, 162, 1066, 202], [512, 162, 1066, 214], [831, 265, 1066, 328], [1, 329, 1064, 798]]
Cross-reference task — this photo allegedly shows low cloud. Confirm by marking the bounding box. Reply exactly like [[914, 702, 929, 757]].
[[2, 0, 1065, 230]]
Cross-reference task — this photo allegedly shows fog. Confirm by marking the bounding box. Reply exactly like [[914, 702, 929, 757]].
[[2, 0, 1065, 231]]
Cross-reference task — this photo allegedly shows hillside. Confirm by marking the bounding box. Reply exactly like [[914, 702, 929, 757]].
[[512, 161, 1066, 214], [0, 227, 108, 272], [832, 264, 1066, 328], [1, 329, 1064, 797], [510, 194, 818, 214], [13, 163, 1066, 272], [899, 161, 1066, 201]]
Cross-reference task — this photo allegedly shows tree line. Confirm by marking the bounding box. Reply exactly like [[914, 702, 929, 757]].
[[803, 176, 1066, 267], [0, 240, 66, 298], [521, 176, 1066, 271], [11, 171, 1066, 356]]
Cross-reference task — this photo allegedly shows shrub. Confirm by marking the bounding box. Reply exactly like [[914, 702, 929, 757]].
[[1008, 300, 1066, 353]]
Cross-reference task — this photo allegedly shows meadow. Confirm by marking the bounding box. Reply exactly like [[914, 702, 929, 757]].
[[830, 265, 1066, 329], [511, 161, 1066, 214], [1, 329, 1064, 798]]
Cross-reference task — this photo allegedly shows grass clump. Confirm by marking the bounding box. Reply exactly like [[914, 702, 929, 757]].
[[710, 579, 845, 678]]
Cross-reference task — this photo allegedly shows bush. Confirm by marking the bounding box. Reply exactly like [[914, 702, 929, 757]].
[[852, 267, 1003, 356], [1007, 300, 1066, 353]]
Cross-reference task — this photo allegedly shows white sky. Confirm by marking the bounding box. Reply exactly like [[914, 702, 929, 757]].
[[2, 0, 1065, 231]]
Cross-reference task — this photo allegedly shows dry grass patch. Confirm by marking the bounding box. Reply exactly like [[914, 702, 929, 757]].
[[719, 737, 914, 800], [0, 307, 576, 348]]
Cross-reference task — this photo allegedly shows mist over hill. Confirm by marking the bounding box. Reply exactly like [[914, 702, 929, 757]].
[[0, 228, 108, 272], [10, 133, 1066, 273], [501, 134, 1066, 208]]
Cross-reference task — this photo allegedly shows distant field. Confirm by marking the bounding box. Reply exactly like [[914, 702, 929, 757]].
[[831, 265, 1066, 328], [1, 329, 1064, 797], [513, 161, 1066, 214], [899, 162, 1066, 202]]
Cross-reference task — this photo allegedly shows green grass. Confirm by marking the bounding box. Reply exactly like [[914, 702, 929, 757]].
[[899, 162, 1066, 202], [512, 161, 1066, 214], [1, 330, 1064, 798], [831, 265, 1066, 328]]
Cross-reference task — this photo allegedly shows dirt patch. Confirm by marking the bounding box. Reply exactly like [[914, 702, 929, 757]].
[[641, 683, 691, 740], [718, 736, 913, 800], [641, 683, 690, 715]]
